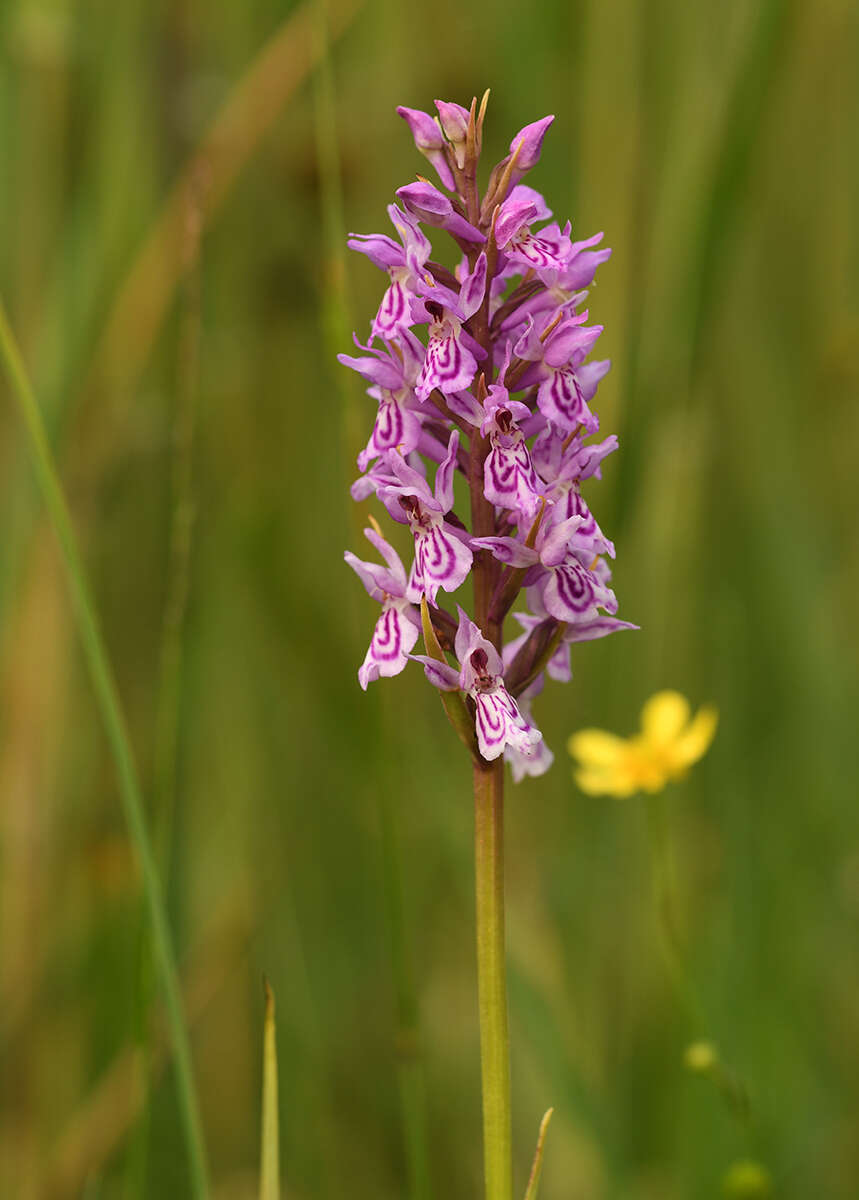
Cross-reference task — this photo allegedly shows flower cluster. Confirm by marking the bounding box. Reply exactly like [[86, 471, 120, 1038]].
[[342, 94, 635, 776]]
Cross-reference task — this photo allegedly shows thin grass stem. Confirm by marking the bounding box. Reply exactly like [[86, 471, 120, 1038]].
[[126, 177, 205, 1200], [644, 793, 753, 1132], [643, 793, 706, 1030]]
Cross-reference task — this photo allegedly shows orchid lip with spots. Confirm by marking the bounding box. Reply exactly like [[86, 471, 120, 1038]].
[[341, 94, 637, 773]]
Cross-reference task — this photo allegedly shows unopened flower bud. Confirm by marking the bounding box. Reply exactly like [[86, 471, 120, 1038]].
[[396, 105, 455, 190], [722, 1161, 773, 1198], [684, 1040, 718, 1073], [397, 180, 485, 243], [509, 115, 555, 173], [435, 99, 470, 167]]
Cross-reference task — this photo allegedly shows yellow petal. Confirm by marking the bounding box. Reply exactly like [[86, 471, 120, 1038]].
[[573, 765, 638, 798], [567, 728, 628, 768], [573, 767, 614, 795], [640, 690, 690, 747], [671, 705, 718, 770]]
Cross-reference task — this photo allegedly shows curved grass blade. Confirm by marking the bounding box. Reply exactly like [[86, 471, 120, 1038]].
[[523, 1108, 554, 1200], [77, 0, 363, 481], [0, 298, 210, 1200]]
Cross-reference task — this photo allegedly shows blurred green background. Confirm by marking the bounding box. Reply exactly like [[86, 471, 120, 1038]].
[[1, 0, 857, 1196]]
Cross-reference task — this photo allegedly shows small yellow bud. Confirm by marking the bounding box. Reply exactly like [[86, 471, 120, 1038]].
[[722, 1160, 773, 1197], [684, 1039, 718, 1073]]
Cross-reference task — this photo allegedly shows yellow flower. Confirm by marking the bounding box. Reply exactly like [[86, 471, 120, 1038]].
[[567, 690, 718, 797]]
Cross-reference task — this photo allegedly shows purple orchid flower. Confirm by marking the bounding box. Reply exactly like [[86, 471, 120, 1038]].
[[415, 254, 488, 400], [376, 431, 473, 605], [494, 187, 574, 277], [529, 541, 619, 624], [338, 329, 425, 470], [489, 229, 611, 340], [554, 232, 613, 291], [413, 609, 543, 762], [532, 427, 617, 555], [344, 527, 421, 690], [480, 387, 543, 519], [472, 501, 617, 623], [513, 311, 605, 433], [348, 205, 433, 339]]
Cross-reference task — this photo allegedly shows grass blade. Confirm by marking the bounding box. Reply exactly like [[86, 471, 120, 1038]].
[[260, 978, 280, 1200], [523, 1108, 554, 1200], [0, 297, 210, 1199], [76, 0, 363, 482]]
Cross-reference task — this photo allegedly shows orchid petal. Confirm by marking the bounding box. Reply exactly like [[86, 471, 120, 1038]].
[[539, 514, 587, 567], [409, 653, 461, 691], [470, 536, 538, 568], [358, 603, 420, 690], [412, 521, 473, 604], [434, 430, 460, 511], [338, 349, 403, 391], [459, 252, 487, 319], [473, 690, 542, 761]]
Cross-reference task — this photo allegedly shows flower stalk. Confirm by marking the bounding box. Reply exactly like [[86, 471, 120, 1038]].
[[474, 758, 512, 1200], [341, 94, 636, 1197]]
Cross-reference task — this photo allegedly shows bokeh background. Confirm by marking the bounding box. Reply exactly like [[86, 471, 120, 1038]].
[[1, 0, 857, 1196]]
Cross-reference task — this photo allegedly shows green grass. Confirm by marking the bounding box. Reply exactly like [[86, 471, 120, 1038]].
[[1, 0, 857, 1196]]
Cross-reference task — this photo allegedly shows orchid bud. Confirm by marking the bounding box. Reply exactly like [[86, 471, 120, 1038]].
[[435, 99, 470, 168], [396, 105, 455, 190], [397, 180, 485, 243], [509, 115, 555, 174]]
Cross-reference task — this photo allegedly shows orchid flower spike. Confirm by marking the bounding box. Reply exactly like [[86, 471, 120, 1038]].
[[341, 95, 634, 776]]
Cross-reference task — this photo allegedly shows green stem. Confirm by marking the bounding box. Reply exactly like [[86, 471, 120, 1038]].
[[644, 794, 704, 1030], [127, 182, 204, 1200], [643, 795, 754, 1131], [0, 297, 210, 1199], [474, 758, 512, 1200]]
